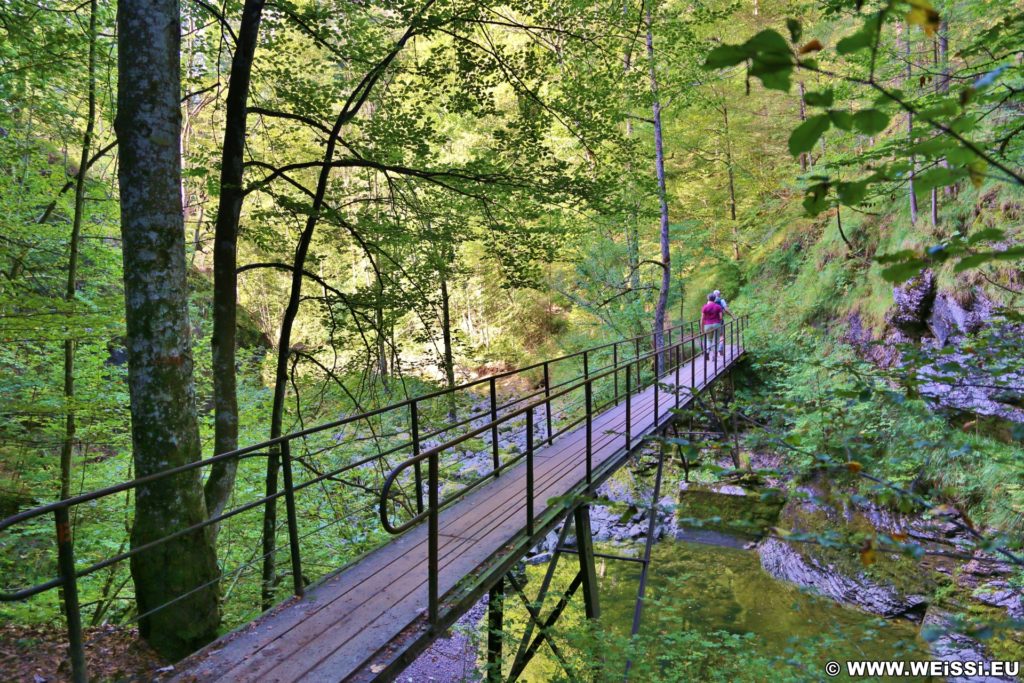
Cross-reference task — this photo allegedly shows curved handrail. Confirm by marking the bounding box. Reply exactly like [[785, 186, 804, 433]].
[[377, 318, 748, 534]]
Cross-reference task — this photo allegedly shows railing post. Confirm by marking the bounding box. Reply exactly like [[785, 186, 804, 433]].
[[613, 343, 619, 406], [691, 333, 696, 390], [281, 439, 304, 597], [667, 327, 673, 371], [714, 331, 719, 375], [654, 363, 660, 427], [630, 335, 638, 389], [489, 379, 500, 477], [625, 364, 632, 449], [704, 330, 708, 386], [55, 507, 86, 683], [526, 406, 534, 536], [542, 362, 553, 445], [429, 447, 439, 625], [412, 400, 424, 512], [585, 379, 593, 491], [583, 350, 589, 379], [675, 347, 681, 409]]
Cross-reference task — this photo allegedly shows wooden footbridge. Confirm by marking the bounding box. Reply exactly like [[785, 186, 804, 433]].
[[0, 316, 747, 683]]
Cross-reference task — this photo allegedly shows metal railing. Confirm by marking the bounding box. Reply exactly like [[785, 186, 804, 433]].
[[0, 314, 747, 681], [378, 315, 749, 624]]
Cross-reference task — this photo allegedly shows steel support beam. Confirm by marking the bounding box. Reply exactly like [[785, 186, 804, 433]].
[[573, 505, 600, 620]]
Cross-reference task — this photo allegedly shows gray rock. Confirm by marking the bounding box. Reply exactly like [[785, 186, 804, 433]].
[[971, 581, 1024, 620], [928, 291, 991, 346], [757, 537, 929, 618], [922, 607, 1017, 682], [887, 270, 936, 335]]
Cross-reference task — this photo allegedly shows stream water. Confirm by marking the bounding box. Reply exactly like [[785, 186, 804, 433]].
[[509, 533, 928, 682]]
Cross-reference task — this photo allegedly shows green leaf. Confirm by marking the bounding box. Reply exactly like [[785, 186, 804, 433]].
[[914, 166, 963, 192], [880, 259, 928, 282], [788, 114, 830, 155], [909, 137, 956, 157], [802, 182, 830, 216], [752, 64, 793, 91], [704, 44, 749, 69], [875, 249, 920, 264], [836, 180, 868, 206], [954, 246, 1024, 272], [803, 89, 834, 107], [836, 27, 874, 54], [919, 98, 959, 119], [745, 29, 794, 91], [828, 110, 854, 130], [852, 109, 890, 135], [746, 29, 791, 54], [946, 145, 976, 165], [786, 18, 802, 43], [966, 228, 1005, 244]]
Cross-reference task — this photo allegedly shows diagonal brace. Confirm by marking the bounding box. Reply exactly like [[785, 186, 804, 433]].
[[506, 571, 581, 683]]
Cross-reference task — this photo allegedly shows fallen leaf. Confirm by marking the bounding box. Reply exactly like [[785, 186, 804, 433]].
[[799, 39, 824, 54], [860, 540, 876, 566]]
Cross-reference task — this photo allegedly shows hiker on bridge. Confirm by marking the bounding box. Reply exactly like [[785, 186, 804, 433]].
[[713, 289, 730, 313], [701, 292, 729, 359]]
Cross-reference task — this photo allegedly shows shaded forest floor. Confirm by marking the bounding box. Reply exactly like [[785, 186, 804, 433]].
[[0, 623, 167, 682]]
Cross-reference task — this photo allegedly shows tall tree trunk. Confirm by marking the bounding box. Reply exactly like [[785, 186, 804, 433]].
[[375, 273, 389, 390], [904, 28, 919, 224], [930, 32, 939, 228], [115, 0, 220, 659], [938, 21, 954, 199], [440, 272, 456, 421], [797, 81, 809, 171], [721, 102, 740, 261], [622, 11, 641, 321], [206, 0, 267, 535], [61, 0, 98, 502], [645, 3, 670, 371]]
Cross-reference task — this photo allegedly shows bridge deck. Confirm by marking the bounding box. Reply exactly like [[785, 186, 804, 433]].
[[175, 345, 743, 682]]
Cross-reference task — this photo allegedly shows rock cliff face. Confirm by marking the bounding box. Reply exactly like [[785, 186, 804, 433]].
[[846, 270, 1024, 425]]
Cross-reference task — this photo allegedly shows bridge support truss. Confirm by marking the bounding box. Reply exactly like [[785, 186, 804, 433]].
[[485, 502, 602, 683]]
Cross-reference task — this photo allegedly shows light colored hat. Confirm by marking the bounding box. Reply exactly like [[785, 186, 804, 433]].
[[713, 289, 721, 297]]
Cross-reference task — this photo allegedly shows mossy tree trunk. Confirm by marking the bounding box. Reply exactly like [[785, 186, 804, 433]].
[[115, 0, 220, 659]]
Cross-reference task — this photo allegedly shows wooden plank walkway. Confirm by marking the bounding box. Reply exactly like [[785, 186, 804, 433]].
[[174, 345, 743, 683]]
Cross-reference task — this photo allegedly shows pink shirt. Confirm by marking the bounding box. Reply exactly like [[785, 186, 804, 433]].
[[701, 302, 724, 326]]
